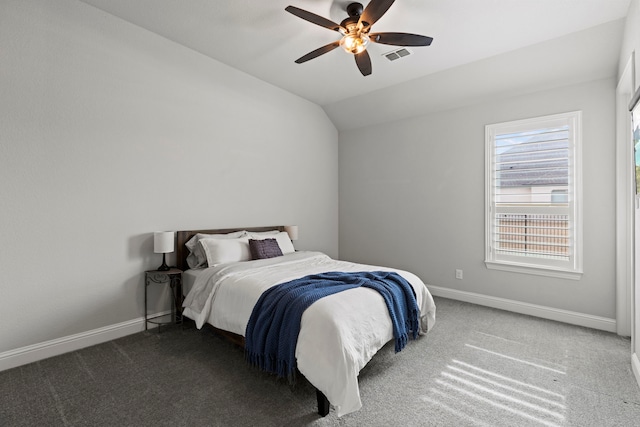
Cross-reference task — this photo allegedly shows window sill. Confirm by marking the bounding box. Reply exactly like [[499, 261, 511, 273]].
[[485, 260, 583, 280]]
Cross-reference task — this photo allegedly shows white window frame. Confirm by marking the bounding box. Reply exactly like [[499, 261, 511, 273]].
[[485, 111, 583, 280]]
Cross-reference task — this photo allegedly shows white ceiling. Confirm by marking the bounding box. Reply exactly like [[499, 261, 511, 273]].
[[79, 0, 630, 109]]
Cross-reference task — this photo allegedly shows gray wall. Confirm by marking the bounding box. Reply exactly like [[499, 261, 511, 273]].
[[339, 78, 616, 319], [0, 0, 338, 354]]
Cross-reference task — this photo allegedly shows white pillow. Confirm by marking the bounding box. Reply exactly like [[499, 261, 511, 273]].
[[248, 231, 295, 254], [185, 231, 247, 269], [245, 229, 280, 236], [199, 237, 251, 267], [185, 231, 247, 251]]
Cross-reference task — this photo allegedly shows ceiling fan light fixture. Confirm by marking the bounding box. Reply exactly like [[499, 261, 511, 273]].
[[340, 33, 370, 54]]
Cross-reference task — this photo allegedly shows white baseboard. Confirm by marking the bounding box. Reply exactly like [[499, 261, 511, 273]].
[[0, 312, 170, 372], [1, 289, 620, 373], [632, 353, 640, 390], [428, 285, 617, 333]]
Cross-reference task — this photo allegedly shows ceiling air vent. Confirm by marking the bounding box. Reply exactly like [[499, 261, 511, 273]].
[[383, 48, 412, 61]]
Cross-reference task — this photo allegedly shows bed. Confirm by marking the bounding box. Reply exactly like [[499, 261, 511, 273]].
[[177, 226, 436, 417]]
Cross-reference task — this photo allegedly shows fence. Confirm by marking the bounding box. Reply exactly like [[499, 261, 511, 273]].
[[494, 213, 570, 260]]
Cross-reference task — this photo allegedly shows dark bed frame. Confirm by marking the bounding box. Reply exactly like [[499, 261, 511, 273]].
[[175, 226, 330, 417]]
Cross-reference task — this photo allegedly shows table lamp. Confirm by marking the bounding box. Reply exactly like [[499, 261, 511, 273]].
[[153, 231, 174, 271]]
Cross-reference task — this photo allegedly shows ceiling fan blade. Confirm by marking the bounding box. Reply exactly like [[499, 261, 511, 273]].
[[285, 6, 344, 32], [359, 0, 395, 28], [354, 50, 372, 76], [295, 41, 341, 64], [370, 32, 433, 46]]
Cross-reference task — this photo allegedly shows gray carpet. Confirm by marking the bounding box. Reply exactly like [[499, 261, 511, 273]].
[[1, 297, 639, 426]]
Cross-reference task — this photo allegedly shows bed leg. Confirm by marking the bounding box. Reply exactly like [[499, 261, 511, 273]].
[[316, 388, 330, 417]]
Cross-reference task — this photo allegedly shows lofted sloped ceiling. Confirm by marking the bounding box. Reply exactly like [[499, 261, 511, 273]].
[[79, 0, 630, 130], [326, 19, 625, 130]]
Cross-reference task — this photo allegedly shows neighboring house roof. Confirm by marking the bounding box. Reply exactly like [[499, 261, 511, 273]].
[[497, 138, 568, 187]]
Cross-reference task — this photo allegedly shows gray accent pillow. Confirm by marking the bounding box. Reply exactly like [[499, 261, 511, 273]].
[[249, 238, 283, 260]]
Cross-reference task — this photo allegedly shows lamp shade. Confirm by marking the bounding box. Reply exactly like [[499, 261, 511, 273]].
[[153, 231, 174, 254], [284, 225, 299, 241]]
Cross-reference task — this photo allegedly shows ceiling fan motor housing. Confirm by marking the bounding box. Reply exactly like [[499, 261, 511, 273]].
[[346, 3, 364, 17]]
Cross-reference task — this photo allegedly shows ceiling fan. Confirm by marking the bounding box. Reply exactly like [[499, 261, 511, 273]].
[[285, 0, 433, 76]]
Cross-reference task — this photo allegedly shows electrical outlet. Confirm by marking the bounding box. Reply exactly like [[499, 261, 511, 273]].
[[455, 269, 463, 280]]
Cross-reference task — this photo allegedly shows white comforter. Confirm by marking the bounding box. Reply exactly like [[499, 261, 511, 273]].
[[182, 251, 436, 417]]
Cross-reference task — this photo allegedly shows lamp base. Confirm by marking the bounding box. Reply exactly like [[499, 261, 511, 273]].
[[157, 253, 170, 271]]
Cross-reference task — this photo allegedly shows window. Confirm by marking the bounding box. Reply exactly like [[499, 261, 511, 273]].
[[485, 111, 582, 279]]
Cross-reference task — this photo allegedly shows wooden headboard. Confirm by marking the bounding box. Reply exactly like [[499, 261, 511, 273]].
[[175, 226, 286, 271]]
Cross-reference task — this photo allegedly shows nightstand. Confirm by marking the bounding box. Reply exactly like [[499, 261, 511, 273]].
[[144, 268, 183, 331]]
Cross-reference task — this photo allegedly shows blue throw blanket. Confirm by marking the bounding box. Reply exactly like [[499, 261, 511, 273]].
[[245, 271, 420, 380]]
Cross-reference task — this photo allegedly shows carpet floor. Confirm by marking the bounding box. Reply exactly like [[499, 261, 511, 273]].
[[1, 297, 639, 426]]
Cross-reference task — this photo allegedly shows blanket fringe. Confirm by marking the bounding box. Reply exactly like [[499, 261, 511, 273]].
[[246, 351, 297, 383]]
